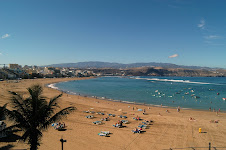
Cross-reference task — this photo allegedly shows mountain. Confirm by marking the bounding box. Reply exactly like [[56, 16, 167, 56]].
[[44, 61, 213, 70]]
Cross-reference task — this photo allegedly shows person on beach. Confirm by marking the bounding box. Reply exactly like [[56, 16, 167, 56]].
[[133, 127, 138, 133], [177, 106, 180, 112], [62, 122, 65, 128], [189, 117, 195, 121], [143, 109, 146, 115], [117, 120, 122, 127], [209, 107, 211, 111]]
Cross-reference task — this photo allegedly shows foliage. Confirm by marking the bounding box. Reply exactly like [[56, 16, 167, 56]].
[[5, 85, 75, 150], [0, 103, 7, 120]]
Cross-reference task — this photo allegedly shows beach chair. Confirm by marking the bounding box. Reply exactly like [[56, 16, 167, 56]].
[[132, 129, 141, 134], [52, 123, 64, 130], [101, 131, 110, 135], [121, 120, 129, 124], [132, 130, 140, 134], [108, 114, 116, 117], [112, 124, 122, 128], [118, 115, 127, 118], [98, 133, 107, 136], [142, 121, 149, 125], [83, 111, 90, 113], [101, 117, 109, 121], [85, 115, 94, 119], [133, 117, 141, 121], [138, 124, 147, 129], [52, 123, 58, 127], [96, 112, 105, 115], [93, 121, 102, 125], [56, 126, 66, 131], [54, 123, 66, 131]]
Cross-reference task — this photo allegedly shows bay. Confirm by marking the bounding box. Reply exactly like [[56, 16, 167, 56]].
[[52, 76, 226, 111]]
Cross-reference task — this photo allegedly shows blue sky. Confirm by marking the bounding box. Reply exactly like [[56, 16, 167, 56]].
[[0, 0, 226, 68]]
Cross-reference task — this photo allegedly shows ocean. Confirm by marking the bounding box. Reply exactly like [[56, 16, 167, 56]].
[[50, 76, 226, 111]]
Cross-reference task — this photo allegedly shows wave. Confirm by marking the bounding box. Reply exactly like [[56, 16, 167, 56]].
[[47, 83, 59, 90], [129, 77, 219, 85], [48, 84, 79, 95]]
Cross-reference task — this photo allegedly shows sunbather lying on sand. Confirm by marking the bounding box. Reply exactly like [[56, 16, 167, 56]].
[[101, 117, 109, 121], [54, 122, 66, 130], [132, 127, 142, 133], [189, 117, 196, 121], [210, 120, 219, 123], [133, 115, 140, 120]]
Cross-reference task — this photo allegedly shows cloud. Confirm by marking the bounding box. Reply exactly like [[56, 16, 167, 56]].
[[204, 35, 221, 39], [198, 19, 205, 29], [204, 41, 224, 46], [1, 34, 10, 39], [169, 54, 178, 58]]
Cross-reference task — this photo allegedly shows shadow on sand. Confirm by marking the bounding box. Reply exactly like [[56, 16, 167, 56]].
[[0, 144, 14, 150], [0, 133, 21, 142]]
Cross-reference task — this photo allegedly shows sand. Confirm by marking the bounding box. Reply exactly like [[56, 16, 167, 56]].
[[0, 77, 226, 150]]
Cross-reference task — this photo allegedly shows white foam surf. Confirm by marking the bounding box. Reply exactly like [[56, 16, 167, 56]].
[[130, 77, 215, 85], [47, 83, 59, 90]]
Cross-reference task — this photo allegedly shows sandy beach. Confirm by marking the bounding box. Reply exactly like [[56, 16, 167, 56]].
[[1, 77, 226, 150]]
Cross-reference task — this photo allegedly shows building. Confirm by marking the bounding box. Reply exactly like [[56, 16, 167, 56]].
[[9, 64, 19, 69]]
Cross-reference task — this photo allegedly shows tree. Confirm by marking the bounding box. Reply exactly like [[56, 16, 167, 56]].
[[5, 85, 75, 150], [0, 103, 7, 120]]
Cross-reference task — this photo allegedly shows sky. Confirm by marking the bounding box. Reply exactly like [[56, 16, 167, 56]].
[[0, 0, 226, 68]]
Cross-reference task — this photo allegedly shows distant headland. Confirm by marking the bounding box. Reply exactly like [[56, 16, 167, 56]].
[[0, 61, 226, 80]]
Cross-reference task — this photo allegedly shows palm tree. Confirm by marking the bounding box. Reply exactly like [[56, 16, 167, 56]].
[[0, 103, 7, 120], [5, 84, 75, 150]]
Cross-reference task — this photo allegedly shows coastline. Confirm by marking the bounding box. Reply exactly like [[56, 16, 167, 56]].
[[1, 77, 226, 150], [48, 77, 224, 113]]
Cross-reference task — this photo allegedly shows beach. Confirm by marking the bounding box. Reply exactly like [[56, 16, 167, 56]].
[[1, 77, 226, 150]]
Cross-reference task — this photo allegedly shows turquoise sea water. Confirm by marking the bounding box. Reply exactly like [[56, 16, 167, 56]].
[[52, 76, 226, 111]]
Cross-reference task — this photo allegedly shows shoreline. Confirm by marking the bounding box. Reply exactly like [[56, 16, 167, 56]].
[[1, 77, 226, 150], [47, 77, 225, 113]]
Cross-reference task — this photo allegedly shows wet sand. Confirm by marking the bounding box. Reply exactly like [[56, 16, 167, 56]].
[[0, 77, 226, 150]]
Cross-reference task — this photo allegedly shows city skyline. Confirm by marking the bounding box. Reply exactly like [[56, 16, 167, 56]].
[[0, 0, 226, 68]]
